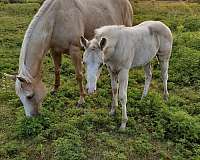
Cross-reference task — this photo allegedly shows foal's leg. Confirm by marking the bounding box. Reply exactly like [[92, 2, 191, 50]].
[[158, 55, 169, 101], [70, 45, 85, 106], [141, 63, 152, 99], [108, 67, 118, 116], [118, 69, 129, 130], [51, 52, 62, 94]]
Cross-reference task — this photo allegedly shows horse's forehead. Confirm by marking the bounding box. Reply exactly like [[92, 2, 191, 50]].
[[89, 39, 99, 48]]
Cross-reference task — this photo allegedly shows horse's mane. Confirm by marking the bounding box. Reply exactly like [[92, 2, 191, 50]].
[[19, 0, 56, 82]]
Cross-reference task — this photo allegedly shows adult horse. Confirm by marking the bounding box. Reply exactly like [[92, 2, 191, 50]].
[[6, 0, 133, 116]]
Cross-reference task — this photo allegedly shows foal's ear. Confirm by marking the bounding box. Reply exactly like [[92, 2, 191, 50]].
[[80, 36, 89, 49], [99, 38, 107, 50]]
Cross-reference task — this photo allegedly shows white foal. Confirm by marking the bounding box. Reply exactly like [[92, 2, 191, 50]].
[[81, 21, 173, 130]]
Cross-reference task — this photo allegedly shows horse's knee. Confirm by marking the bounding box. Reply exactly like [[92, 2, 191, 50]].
[[119, 93, 127, 105], [76, 73, 83, 82], [55, 68, 61, 75]]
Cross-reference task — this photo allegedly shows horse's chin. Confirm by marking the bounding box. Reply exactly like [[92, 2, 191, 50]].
[[19, 96, 39, 117], [23, 104, 39, 117], [25, 110, 40, 117]]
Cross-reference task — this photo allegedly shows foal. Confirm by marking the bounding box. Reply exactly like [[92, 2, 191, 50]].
[[81, 21, 173, 130]]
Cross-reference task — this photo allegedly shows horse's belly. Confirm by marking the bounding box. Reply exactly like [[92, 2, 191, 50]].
[[131, 48, 158, 68]]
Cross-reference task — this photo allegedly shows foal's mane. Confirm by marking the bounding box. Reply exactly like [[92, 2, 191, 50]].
[[19, 0, 55, 82]]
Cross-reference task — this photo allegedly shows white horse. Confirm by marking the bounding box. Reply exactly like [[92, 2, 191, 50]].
[[81, 21, 173, 130]]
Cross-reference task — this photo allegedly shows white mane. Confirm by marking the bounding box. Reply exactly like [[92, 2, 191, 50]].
[[19, 0, 55, 82]]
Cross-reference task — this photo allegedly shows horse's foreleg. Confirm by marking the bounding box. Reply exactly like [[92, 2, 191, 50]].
[[51, 52, 62, 94], [70, 45, 85, 106], [118, 69, 129, 130], [108, 67, 118, 116], [141, 63, 152, 99]]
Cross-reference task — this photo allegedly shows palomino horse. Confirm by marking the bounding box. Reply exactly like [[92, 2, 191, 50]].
[[81, 21, 173, 130], [6, 0, 133, 116]]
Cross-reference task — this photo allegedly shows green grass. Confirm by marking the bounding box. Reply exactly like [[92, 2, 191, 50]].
[[0, 1, 200, 160]]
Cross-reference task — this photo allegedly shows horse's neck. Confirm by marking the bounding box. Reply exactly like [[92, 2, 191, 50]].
[[19, 0, 56, 80]]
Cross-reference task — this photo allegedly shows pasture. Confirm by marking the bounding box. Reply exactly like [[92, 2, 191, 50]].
[[0, 1, 200, 159]]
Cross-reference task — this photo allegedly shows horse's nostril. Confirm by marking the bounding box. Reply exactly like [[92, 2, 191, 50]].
[[27, 93, 35, 99]]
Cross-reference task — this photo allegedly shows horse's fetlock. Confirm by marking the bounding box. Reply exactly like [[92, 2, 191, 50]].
[[76, 74, 83, 81]]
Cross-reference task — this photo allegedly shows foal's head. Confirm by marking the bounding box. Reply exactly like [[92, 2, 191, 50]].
[[15, 75, 46, 117], [80, 36, 107, 94]]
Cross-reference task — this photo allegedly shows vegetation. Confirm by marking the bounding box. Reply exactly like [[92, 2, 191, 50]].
[[0, 1, 200, 159]]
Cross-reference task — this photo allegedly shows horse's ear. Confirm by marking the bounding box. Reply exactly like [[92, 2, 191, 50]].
[[100, 38, 107, 50], [4, 73, 16, 81], [80, 36, 89, 49], [16, 76, 27, 83]]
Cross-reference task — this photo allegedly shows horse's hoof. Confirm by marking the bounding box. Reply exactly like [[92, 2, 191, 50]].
[[76, 102, 83, 108], [50, 90, 57, 96]]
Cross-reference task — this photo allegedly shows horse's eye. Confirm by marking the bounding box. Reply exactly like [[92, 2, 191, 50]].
[[27, 93, 35, 100]]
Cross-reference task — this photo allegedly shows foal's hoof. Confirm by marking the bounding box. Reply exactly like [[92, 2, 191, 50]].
[[163, 95, 169, 101], [141, 94, 147, 100], [119, 123, 126, 131], [109, 110, 116, 116]]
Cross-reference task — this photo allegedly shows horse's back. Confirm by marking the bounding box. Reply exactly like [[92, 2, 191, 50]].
[[51, 0, 133, 52], [81, 0, 133, 39]]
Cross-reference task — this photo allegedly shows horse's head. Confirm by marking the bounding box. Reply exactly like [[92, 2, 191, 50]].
[[4, 73, 46, 117], [80, 36, 107, 94]]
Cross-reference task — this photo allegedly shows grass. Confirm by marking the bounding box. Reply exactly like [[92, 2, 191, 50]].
[[0, 1, 200, 160]]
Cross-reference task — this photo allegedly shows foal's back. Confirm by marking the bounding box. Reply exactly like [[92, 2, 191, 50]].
[[95, 21, 172, 68], [130, 21, 173, 67]]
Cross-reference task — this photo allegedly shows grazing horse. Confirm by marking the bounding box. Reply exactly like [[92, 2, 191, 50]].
[[81, 21, 173, 129], [5, 0, 133, 117]]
